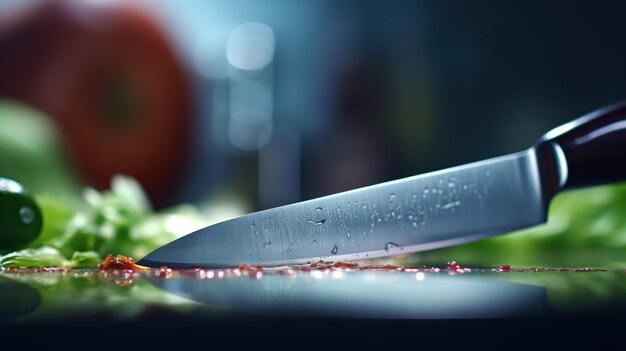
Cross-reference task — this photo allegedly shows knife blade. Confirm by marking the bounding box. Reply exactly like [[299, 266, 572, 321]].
[[138, 101, 626, 268]]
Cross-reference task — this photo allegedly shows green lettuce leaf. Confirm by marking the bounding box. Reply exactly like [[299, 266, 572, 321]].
[[1, 176, 213, 268]]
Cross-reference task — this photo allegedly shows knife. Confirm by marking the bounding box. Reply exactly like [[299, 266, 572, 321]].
[[138, 101, 626, 268]]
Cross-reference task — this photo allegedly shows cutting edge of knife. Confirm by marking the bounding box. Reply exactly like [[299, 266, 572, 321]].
[[138, 231, 508, 268]]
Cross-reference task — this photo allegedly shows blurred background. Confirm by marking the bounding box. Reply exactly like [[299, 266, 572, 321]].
[[2, 0, 626, 209]]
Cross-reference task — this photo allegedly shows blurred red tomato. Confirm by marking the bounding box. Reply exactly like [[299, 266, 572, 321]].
[[0, 0, 192, 207]]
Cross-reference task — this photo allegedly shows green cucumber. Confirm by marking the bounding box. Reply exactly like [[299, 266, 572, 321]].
[[0, 177, 42, 250]]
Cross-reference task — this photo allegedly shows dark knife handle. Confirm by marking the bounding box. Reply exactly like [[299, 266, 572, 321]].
[[535, 101, 626, 190]]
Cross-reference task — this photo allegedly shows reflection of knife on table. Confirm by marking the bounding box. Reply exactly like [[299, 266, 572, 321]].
[[140, 101, 626, 268]]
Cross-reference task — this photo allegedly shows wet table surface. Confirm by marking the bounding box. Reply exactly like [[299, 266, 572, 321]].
[[1, 260, 626, 347]]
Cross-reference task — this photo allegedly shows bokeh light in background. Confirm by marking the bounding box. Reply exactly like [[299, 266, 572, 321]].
[[2, 0, 626, 212], [227, 22, 275, 151], [226, 22, 275, 71]]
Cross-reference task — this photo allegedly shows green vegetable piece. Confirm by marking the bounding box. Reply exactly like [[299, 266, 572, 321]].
[[0, 246, 65, 267], [0, 177, 43, 250]]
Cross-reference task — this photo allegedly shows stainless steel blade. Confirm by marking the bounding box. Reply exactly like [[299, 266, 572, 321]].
[[138, 149, 549, 268]]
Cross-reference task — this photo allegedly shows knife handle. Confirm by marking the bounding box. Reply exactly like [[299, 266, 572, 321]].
[[535, 100, 626, 190]]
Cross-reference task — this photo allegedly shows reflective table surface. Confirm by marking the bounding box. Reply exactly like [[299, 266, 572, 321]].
[[1, 259, 625, 348]]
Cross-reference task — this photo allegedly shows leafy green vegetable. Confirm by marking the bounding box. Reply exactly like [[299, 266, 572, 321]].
[[0, 176, 214, 268], [0, 247, 67, 268], [67, 251, 102, 268], [0, 246, 99, 269]]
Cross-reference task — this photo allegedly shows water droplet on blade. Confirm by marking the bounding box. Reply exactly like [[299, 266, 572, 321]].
[[306, 219, 326, 225], [331, 245, 338, 255], [440, 201, 461, 210], [384, 242, 403, 252]]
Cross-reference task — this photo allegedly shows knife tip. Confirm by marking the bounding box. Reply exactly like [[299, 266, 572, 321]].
[[135, 257, 159, 268]]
